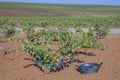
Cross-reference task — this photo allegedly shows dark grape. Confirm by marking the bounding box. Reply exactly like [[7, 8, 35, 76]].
[[35, 59, 44, 65], [35, 59, 39, 64], [61, 59, 65, 67], [57, 64, 62, 71], [50, 65, 55, 71], [41, 59, 44, 64]]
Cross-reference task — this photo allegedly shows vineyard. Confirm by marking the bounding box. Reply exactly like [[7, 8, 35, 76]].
[[0, 9, 118, 75], [0, 2, 120, 80], [0, 25, 106, 72], [0, 16, 120, 28]]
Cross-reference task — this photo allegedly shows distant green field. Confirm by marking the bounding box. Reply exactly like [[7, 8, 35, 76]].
[[0, 16, 120, 28], [0, 2, 120, 16]]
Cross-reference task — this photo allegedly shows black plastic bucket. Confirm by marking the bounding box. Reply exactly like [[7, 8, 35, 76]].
[[76, 62, 103, 74]]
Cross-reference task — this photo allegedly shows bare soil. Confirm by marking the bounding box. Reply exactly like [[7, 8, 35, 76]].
[[0, 34, 120, 80]]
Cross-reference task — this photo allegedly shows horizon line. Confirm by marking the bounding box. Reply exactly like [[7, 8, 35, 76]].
[[0, 1, 120, 6]]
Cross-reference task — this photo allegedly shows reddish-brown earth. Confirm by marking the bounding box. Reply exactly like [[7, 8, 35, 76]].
[[0, 34, 120, 80]]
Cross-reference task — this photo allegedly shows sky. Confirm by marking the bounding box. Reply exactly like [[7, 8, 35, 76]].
[[0, 0, 120, 6]]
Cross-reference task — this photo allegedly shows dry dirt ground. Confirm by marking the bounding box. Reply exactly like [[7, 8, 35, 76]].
[[0, 34, 120, 80]]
